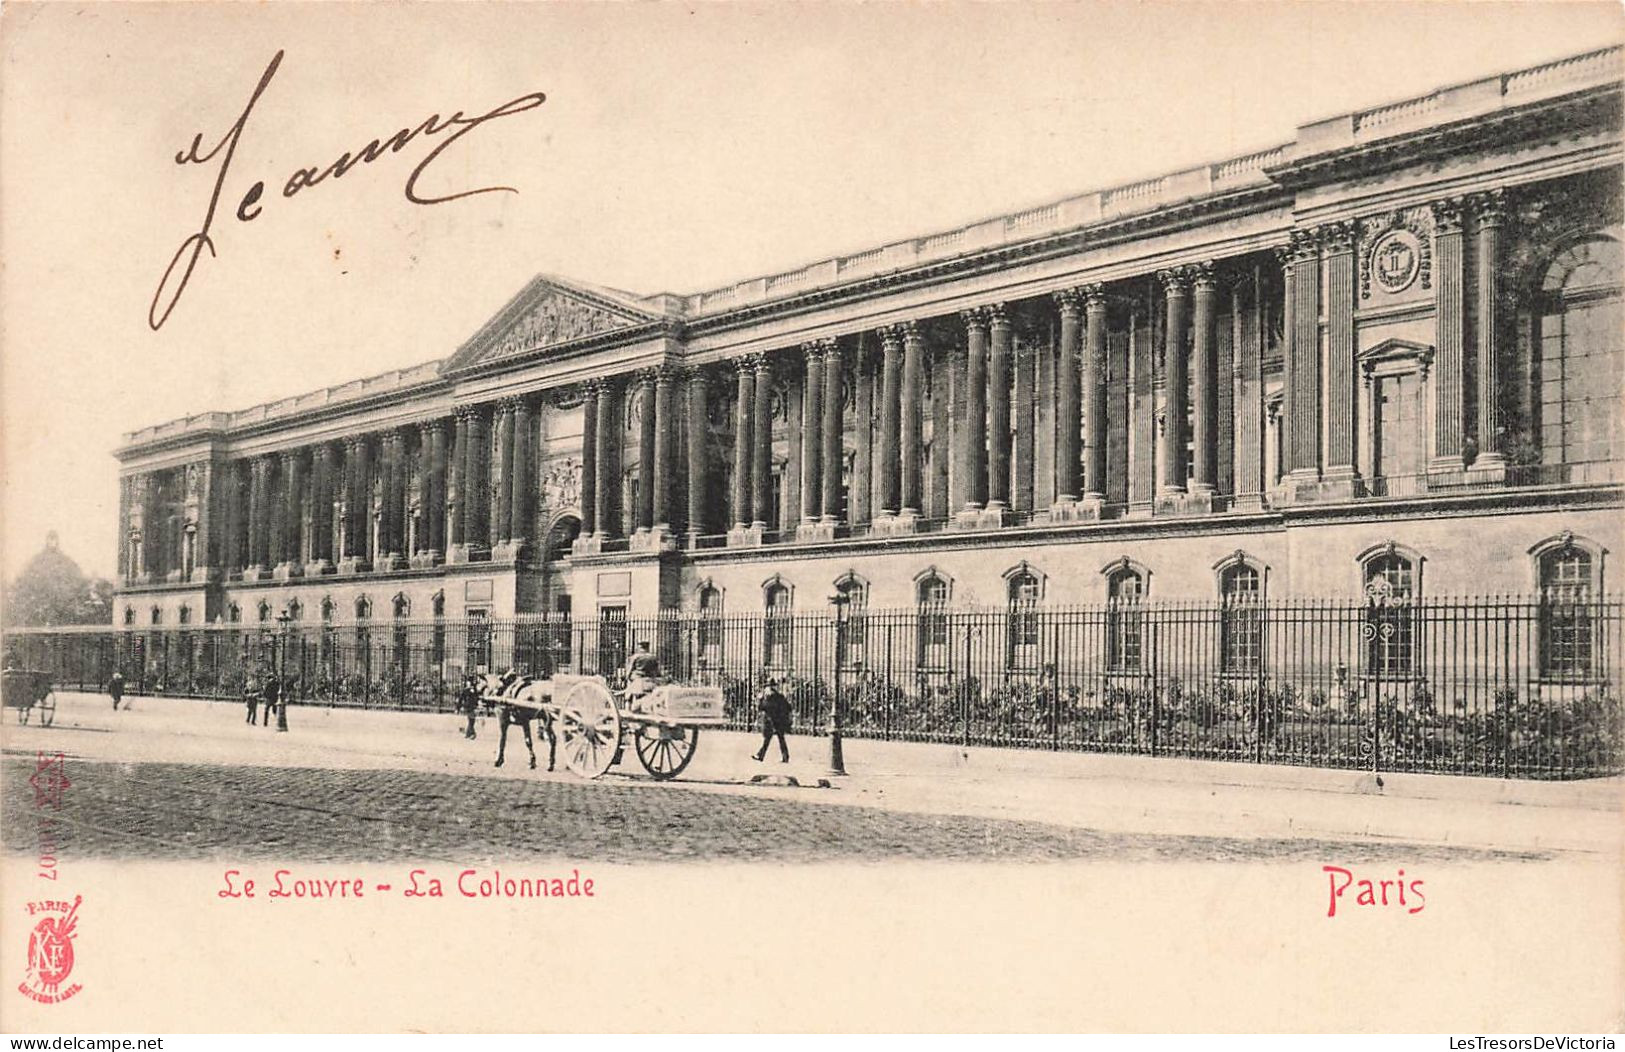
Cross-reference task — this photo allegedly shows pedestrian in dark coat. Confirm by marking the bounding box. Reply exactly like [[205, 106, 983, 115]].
[[244, 674, 260, 725], [108, 671, 125, 712], [753, 679, 792, 763], [260, 675, 279, 727]]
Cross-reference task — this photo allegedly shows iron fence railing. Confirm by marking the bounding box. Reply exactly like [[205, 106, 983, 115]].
[[4, 595, 1621, 779]]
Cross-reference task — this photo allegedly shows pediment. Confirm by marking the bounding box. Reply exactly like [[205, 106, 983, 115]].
[[443, 274, 667, 374], [1358, 337, 1434, 373]]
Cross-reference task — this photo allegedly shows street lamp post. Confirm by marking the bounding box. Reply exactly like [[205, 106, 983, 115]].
[[275, 611, 293, 732], [827, 592, 849, 776]]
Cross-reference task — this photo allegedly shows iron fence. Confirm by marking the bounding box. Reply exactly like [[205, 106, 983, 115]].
[[3, 595, 1621, 779]]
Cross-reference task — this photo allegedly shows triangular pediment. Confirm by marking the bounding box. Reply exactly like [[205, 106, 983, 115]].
[[443, 274, 667, 374], [1358, 337, 1434, 371]]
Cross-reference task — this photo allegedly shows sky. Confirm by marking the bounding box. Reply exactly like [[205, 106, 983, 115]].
[[1, 0, 1621, 582]]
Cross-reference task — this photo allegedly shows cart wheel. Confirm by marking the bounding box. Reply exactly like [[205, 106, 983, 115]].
[[635, 725, 699, 780], [38, 692, 56, 728], [558, 679, 621, 779]]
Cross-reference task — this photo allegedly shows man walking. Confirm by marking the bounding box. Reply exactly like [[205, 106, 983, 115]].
[[108, 670, 125, 712], [753, 678, 792, 763], [244, 672, 260, 725], [260, 673, 279, 727]]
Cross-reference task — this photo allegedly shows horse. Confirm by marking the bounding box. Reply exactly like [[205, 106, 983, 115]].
[[471, 672, 557, 772]]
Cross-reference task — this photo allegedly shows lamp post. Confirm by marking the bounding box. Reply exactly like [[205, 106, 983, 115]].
[[275, 610, 292, 732], [827, 592, 849, 776]]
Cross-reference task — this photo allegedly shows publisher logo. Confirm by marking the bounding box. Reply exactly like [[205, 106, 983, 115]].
[[19, 895, 83, 1005]]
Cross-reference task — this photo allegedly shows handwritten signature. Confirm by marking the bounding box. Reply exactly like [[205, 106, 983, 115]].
[[149, 50, 547, 330]]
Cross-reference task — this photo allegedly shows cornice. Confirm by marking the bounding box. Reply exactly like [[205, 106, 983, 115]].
[[1265, 83, 1622, 190]]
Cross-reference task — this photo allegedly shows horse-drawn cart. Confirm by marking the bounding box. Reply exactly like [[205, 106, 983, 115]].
[[2, 667, 57, 727], [482, 673, 726, 781]]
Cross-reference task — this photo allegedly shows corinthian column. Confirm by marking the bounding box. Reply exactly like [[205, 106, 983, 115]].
[[1159, 269, 1191, 496], [876, 326, 902, 519], [799, 342, 824, 528], [687, 369, 709, 541], [653, 367, 676, 534], [1083, 284, 1109, 503], [495, 400, 515, 544], [510, 397, 533, 548], [448, 411, 468, 553], [961, 309, 989, 516], [730, 362, 754, 532], [1190, 263, 1220, 497], [821, 339, 844, 525], [578, 382, 599, 540], [634, 371, 657, 533], [751, 356, 773, 529], [986, 304, 1013, 516], [594, 381, 617, 540], [1431, 198, 1466, 473], [280, 450, 305, 575], [900, 321, 925, 519], [1054, 289, 1083, 505], [1472, 191, 1507, 471]]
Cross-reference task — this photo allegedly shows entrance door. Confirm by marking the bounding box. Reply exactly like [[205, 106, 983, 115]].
[[1373, 373, 1418, 482]]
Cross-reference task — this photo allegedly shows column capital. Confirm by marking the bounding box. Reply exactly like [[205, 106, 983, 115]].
[[1083, 283, 1109, 312], [1318, 221, 1358, 255], [419, 418, 446, 439], [1191, 261, 1220, 294], [1286, 229, 1321, 264], [579, 377, 604, 398], [875, 323, 905, 348], [277, 449, 300, 466], [654, 362, 682, 385], [1468, 188, 1508, 228], [1053, 287, 1084, 316], [1430, 196, 1466, 235], [733, 353, 763, 376], [453, 404, 479, 423], [986, 302, 1011, 329], [1157, 267, 1192, 295], [799, 340, 825, 364], [819, 336, 844, 363], [959, 306, 990, 332]]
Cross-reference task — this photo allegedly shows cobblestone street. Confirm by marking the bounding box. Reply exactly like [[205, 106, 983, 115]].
[[1, 752, 1548, 864]]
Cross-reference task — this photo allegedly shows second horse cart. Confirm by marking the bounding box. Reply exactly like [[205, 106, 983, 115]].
[[484, 674, 726, 780], [2, 667, 57, 727]]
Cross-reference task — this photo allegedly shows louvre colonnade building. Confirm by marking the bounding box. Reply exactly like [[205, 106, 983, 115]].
[[115, 46, 1624, 655]]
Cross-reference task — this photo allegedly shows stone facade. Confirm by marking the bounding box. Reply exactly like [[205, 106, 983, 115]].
[[115, 46, 1625, 630]]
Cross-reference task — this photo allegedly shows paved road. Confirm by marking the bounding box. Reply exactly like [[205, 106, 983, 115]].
[[2, 751, 1544, 864]]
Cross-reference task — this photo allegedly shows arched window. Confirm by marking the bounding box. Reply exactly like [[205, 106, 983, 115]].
[[1218, 562, 1262, 674], [1361, 547, 1419, 678], [355, 597, 373, 683], [697, 585, 723, 666], [1105, 563, 1145, 672], [1005, 568, 1041, 670], [393, 595, 410, 619], [355, 597, 372, 620], [1538, 236, 1623, 467], [177, 605, 191, 626], [545, 515, 581, 563], [915, 572, 950, 668], [834, 575, 868, 669], [763, 581, 792, 667], [124, 607, 136, 626], [151, 606, 163, 626], [1537, 537, 1602, 680]]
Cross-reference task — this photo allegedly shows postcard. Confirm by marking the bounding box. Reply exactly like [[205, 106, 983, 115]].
[[2, 0, 1622, 1034]]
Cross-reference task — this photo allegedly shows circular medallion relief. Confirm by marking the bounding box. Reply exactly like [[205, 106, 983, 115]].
[[1371, 230, 1422, 294]]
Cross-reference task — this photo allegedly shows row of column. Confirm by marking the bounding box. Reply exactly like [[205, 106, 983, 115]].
[[205, 398, 546, 579]]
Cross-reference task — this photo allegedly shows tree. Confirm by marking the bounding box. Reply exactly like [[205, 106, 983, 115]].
[[3, 533, 113, 627]]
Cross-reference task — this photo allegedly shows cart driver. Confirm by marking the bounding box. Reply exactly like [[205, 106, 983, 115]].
[[623, 641, 660, 705]]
